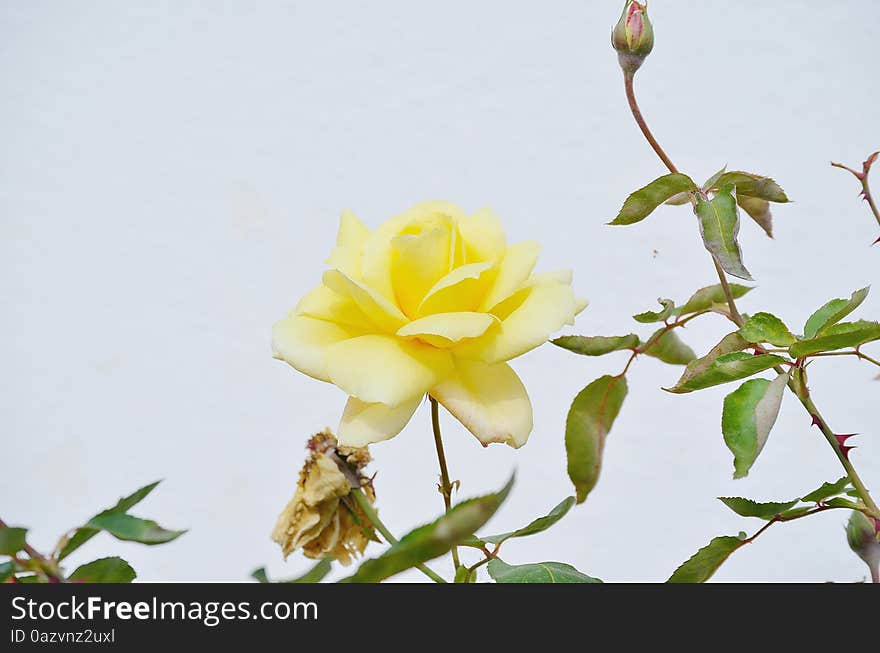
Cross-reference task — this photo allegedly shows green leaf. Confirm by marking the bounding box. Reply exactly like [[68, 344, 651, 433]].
[[0, 526, 28, 555], [789, 321, 880, 358], [565, 376, 628, 503], [610, 173, 698, 225], [343, 476, 514, 583], [633, 298, 675, 323], [667, 535, 746, 583], [250, 559, 332, 584], [695, 185, 752, 280], [739, 312, 796, 347], [676, 283, 753, 316], [666, 352, 785, 394], [58, 481, 162, 561], [722, 373, 788, 478], [68, 557, 136, 583], [718, 497, 799, 519], [87, 513, 186, 545], [487, 559, 602, 584], [702, 166, 728, 191], [824, 497, 860, 509], [551, 334, 639, 357], [481, 497, 576, 545], [714, 172, 790, 203], [736, 195, 774, 238], [801, 477, 850, 503], [672, 332, 750, 391], [643, 329, 696, 365], [0, 561, 16, 582], [664, 192, 690, 206], [803, 287, 870, 339], [777, 506, 813, 519]]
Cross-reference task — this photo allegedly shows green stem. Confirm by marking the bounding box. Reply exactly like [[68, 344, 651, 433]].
[[809, 350, 880, 368], [623, 71, 880, 522], [429, 397, 461, 570], [349, 488, 447, 583], [863, 177, 880, 229]]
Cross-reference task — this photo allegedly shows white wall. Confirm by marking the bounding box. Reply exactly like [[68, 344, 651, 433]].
[[2, 0, 878, 582]]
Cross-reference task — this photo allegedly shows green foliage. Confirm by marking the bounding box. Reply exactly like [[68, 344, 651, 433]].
[[717, 497, 799, 519], [58, 481, 163, 561], [803, 287, 870, 339], [801, 477, 851, 503], [666, 352, 785, 394], [633, 298, 675, 323], [480, 497, 576, 545], [739, 312, 796, 347], [68, 557, 136, 583], [610, 173, 698, 225], [343, 476, 514, 583], [722, 374, 787, 478], [88, 513, 185, 546], [487, 559, 602, 583], [643, 329, 696, 365], [695, 185, 752, 280], [251, 559, 333, 584], [0, 526, 28, 555], [0, 561, 15, 582], [789, 321, 880, 358], [676, 284, 753, 316], [667, 534, 747, 583], [736, 195, 774, 238], [565, 376, 628, 503], [714, 172, 789, 203], [552, 334, 639, 356]]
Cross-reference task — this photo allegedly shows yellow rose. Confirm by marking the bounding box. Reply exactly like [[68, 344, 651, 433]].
[[273, 202, 587, 448]]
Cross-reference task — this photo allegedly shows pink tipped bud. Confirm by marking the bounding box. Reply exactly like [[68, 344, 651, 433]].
[[612, 1, 655, 74]]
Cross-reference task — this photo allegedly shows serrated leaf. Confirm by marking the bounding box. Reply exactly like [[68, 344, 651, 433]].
[[643, 329, 696, 365], [714, 172, 790, 203], [702, 165, 728, 191], [718, 497, 799, 519], [565, 375, 628, 503], [667, 535, 746, 583], [481, 497, 576, 545], [58, 481, 162, 561], [801, 477, 851, 503], [250, 559, 332, 584], [666, 352, 785, 394], [342, 476, 514, 583], [722, 373, 787, 478], [87, 513, 186, 545], [610, 173, 698, 225], [487, 559, 602, 584], [633, 298, 675, 323], [739, 312, 796, 347], [803, 288, 871, 339], [552, 334, 639, 356], [737, 195, 773, 238], [673, 332, 751, 391], [0, 526, 28, 555], [789, 321, 880, 358], [68, 557, 136, 583], [824, 497, 860, 509], [676, 284, 753, 316], [695, 185, 752, 280]]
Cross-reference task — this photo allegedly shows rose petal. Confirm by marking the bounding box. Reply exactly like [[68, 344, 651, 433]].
[[397, 312, 497, 347], [272, 314, 362, 382], [337, 395, 422, 447]]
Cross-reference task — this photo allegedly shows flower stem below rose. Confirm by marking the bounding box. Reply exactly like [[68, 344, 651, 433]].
[[429, 396, 461, 570], [349, 488, 447, 583]]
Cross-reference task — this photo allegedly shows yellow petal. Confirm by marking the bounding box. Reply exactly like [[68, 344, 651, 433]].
[[397, 312, 497, 347], [323, 269, 407, 332], [295, 284, 371, 330], [461, 281, 580, 363], [324, 334, 452, 406], [479, 241, 541, 311], [337, 395, 422, 447], [325, 209, 371, 279], [458, 207, 506, 262], [431, 359, 532, 448], [272, 314, 361, 382], [417, 261, 494, 316], [391, 227, 451, 318]]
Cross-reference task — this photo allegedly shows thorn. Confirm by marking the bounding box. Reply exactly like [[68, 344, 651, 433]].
[[810, 414, 822, 428], [835, 433, 858, 446], [840, 445, 856, 460], [873, 235, 880, 246]]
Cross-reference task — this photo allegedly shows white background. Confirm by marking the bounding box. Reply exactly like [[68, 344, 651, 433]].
[[2, 1, 878, 582]]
